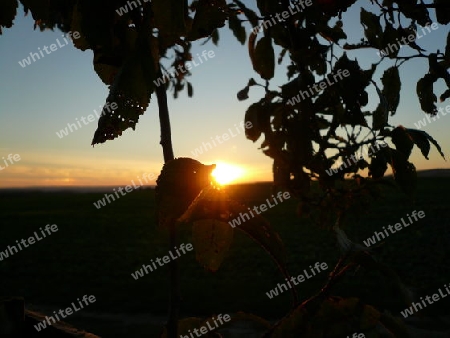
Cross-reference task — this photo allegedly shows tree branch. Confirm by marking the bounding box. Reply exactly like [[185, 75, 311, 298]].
[[155, 68, 178, 338]]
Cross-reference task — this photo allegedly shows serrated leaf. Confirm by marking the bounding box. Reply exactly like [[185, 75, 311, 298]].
[[93, 50, 122, 85], [92, 56, 150, 145], [92, 28, 157, 145]]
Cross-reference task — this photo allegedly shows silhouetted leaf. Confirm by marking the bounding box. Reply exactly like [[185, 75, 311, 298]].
[[251, 36, 275, 80], [192, 219, 233, 272], [369, 150, 388, 179], [417, 73, 438, 115], [211, 28, 219, 45], [189, 0, 227, 41], [391, 126, 414, 159], [187, 82, 194, 97], [360, 8, 382, 48], [244, 103, 262, 141], [153, 0, 187, 46], [381, 66, 401, 114], [156, 158, 216, 227], [70, 3, 91, 51], [237, 86, 250, 101], [435, 0, 450, 24], [440, 89, 450, 102], [92, 26, 158, 145], [228, 12, 246, 45], [407, 128, 446, 160], [233, 0, 259, 28], [177, 185, 292, 292], [0, 0, 17, 34], [445, 32, 450, 64]]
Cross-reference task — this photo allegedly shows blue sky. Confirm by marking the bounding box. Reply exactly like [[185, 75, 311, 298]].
[[0, 3, 448, 187]]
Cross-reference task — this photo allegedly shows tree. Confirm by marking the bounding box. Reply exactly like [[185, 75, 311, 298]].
[[1, 0, 448, 336]]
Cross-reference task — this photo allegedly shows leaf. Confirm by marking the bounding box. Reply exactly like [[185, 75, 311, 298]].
[[417, 73, 438, 115], [372, 82, 389, 130], [156, 158, 216, 228], [391, 126, 414, 159], [191, 219, 233, 272], [233, 0, 259, 28], [178, 186, 292, 296], [187, 82, 194, 97], [368, 151, 388, 179], [237, 86, 249, 101], [381, 66, 401, 114], [211, 28, 219, 45], [153, 0, 187, 47], [445, 32, 450, 65], [93, 49, 122, 85], [228, 13, 246, 45], [251, 36, 275, 80], [440, 89, 450, 102], [435, 0, 450, 25], [360, 8, 382, 48], [92, 27, 157, 145], [406, 128, 446, 160], [244, 103, 262, 141], [70, 3, 91, 51], [91, 53, 151, 145], [0, 0, 17, 34], [188, 0, 227, 41]]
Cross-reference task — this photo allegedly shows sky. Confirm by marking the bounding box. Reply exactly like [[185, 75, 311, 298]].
[[0, 3, 449, 188]]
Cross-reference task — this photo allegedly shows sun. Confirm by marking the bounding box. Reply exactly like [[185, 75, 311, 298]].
[[211, 162, 245, 185]]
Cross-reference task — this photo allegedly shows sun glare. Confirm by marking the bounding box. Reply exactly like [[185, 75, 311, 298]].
[[211, 162, 244, 185]]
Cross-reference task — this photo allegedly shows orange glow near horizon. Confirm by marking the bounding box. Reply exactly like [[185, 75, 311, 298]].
[[211, 162, 245, 185]]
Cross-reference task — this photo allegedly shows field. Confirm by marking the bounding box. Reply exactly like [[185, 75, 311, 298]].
[[1, 178, 450, 337]]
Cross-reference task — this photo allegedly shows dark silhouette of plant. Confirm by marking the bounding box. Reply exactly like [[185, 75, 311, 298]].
[[2, 0, 449, 336]]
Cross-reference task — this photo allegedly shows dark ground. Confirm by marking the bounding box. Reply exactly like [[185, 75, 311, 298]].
[[0, 178, 449, 336]]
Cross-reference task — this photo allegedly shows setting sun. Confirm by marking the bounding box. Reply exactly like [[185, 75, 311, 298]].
[[211, 162, 245, 185]]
